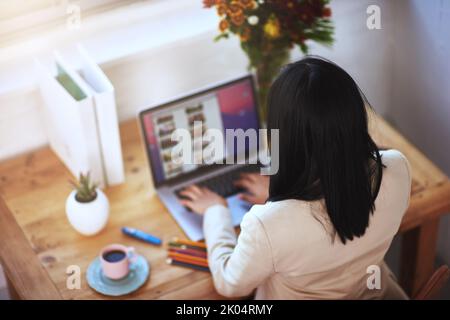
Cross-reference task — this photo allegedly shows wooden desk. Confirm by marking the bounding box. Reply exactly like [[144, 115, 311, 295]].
[[0, 115, 449, 299]]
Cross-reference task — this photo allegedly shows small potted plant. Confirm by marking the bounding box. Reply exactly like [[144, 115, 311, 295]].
[[66, 172, 109, 236]]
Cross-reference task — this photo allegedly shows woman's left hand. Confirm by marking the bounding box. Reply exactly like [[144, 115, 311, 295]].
[[178, 185, 227, 215]]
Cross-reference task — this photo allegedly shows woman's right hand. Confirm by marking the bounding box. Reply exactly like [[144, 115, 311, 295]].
[[234, 173, 269, 205]]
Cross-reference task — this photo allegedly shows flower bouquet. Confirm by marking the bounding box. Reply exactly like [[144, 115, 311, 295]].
[[203, 0, 334, 120]]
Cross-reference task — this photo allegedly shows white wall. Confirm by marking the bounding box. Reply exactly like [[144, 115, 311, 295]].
[[0, 89, 47, 159], [388, 0, 450, 265], [106, 0, 395, 119], [0, 0, 394, 160], [304, 0, 394, 116]]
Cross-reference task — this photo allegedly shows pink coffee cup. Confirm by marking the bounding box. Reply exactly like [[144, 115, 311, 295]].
[[100, 244, 136, 280]]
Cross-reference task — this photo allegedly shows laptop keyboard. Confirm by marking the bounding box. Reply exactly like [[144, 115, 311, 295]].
[[176, 164, 260, 199]]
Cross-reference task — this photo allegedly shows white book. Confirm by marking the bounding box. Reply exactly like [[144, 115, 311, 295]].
[[35, 53, 106, 187], [77, 45, 125, 186]]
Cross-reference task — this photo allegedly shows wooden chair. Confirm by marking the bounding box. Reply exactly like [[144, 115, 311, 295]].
[[413, 265, 450, 300]]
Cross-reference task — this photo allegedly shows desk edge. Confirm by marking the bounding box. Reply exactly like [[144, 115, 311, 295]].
[[0, 195, 62, 300]]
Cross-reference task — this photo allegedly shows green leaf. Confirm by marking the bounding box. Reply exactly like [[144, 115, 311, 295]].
[[299, 42, 309, 54], [214, 33, 229, 42], [72, 171, 97, 202]]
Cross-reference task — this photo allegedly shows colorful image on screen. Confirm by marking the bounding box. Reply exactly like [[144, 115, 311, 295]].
[[142, 78, 259, 184]]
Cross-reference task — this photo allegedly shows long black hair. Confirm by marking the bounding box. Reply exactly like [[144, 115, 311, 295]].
[[267, 56, 383, 244]]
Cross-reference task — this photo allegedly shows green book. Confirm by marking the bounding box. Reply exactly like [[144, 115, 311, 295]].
[[55, 63, 86, 101]]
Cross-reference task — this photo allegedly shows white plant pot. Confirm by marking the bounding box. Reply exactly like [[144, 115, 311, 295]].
[[65, 188, 109, 236]]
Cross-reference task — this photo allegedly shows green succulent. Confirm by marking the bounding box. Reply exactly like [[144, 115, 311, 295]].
[[70, 172, 98, 203]]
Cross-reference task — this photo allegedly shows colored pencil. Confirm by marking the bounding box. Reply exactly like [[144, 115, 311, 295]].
[[167, 254, 209, 268], [168, 251, 208, 264], [168, 242, 207, 252], [166, 258, 210, 272], [172, 237, 207, 249], [168, 247, 207, 258]]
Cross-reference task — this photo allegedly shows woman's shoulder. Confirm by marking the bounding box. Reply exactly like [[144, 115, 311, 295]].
[[376, 149, 412, 214], [380, 149, 410, 169], [241, 199, 333, 256], [248, 199, 310, 219], [244, 199, 324, 235], [380, 149, 411, 182]]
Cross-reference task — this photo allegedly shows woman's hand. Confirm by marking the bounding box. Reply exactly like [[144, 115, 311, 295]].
[[234, 173, 269, 205], [178, 185, 227, 215]]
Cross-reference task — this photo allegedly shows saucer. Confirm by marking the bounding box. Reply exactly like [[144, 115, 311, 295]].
[[86, 255, 150, 296]]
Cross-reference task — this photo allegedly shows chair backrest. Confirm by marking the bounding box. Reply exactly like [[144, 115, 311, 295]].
[[413, 265, 450, 300]]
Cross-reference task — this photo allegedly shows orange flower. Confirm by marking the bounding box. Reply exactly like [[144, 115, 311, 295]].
[[202, 0, 216, 8], [231, 13, 245, 26], [227, 3, 243, 17], [240, 27, 251, 42], [216, 4, 227, 16], [219, 19, 229, 32], [236, 0, 256, 9]]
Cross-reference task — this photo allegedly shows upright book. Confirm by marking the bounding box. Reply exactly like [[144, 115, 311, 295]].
[[77, 45, 124, 186], [35, 48, 124, 187], [35, 52, 105, 187]]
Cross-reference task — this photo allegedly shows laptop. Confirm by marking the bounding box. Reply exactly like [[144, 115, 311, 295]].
[[139, 75, 262, 240]]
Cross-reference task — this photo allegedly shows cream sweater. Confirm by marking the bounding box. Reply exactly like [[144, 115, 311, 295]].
[[203, 150, 411, 299]]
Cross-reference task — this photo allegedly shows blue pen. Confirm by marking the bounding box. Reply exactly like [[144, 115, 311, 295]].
[[122, 227, 162, 246]]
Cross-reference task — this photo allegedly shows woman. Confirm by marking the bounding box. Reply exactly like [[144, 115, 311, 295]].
[[179, 57, 411, 299]]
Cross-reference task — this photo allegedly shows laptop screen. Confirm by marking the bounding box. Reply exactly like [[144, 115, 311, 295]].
[[140, 76, 260, 186]]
